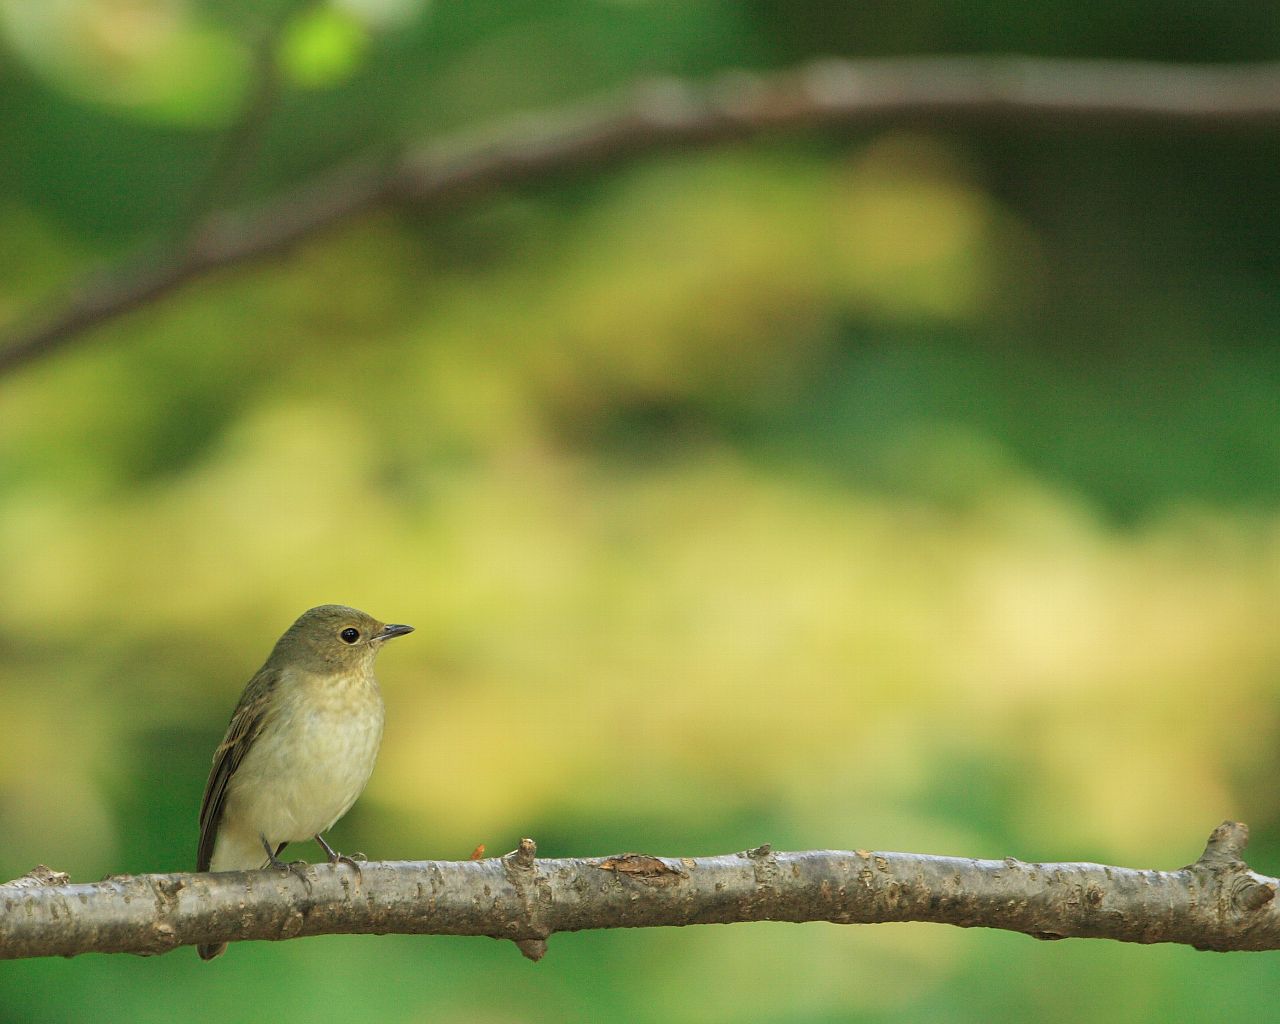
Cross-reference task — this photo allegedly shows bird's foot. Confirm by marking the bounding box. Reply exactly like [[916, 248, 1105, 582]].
[[261, 836, 313, 888], [315, 834, 363, 880], [331, 854, 363, 876]]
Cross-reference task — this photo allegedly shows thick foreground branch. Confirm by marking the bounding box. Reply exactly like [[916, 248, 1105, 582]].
[[4, 55, 1280, 376], [1, 823, 1277, 960]]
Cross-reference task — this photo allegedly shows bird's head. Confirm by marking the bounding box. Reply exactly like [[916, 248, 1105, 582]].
[[269, 604, 414, 674]]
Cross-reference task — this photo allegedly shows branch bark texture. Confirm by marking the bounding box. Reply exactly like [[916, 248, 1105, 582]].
[[1, 824, 1276, 961], [4, 56, 1280, 376]]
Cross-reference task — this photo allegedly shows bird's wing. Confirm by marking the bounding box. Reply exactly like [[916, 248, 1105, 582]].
[[197, 668, 280, 872]]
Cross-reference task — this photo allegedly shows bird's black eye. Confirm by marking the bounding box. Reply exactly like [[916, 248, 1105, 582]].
[[340, 627, 360, 644]]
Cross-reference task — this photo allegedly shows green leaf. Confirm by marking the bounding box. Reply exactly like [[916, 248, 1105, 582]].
[[279, 6, 369, 89]]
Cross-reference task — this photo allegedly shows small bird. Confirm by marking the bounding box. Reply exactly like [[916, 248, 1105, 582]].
[[196, 604, 413, 960]]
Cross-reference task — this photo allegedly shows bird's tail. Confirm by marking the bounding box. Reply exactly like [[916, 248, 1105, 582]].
[[197, 828, 270, 960]]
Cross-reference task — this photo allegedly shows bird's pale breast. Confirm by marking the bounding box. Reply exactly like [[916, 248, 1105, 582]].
[[214, 666, 385, 867]]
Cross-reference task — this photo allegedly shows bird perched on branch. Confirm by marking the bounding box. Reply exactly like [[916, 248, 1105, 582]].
[[196, 604, 413, 960]]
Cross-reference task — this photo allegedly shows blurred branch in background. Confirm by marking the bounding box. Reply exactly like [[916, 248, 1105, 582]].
[[170, 0, 321, 239], [2, 55, 1280, 379], [3, 825, 1278, 960]]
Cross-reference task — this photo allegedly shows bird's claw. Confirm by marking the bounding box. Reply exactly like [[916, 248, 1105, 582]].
[[330, 853, 363, 880], [313, 834, 364, 880], [265, 857, 313, 890]]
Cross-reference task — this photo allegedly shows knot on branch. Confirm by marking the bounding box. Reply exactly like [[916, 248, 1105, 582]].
[[502, 838, 550, 960], [504, 837, 538, 873], [1187, 821, 1277, 925], [514, 938, 547, 961], [1195, 821, 1251, 868], [1, 865, 70, 890], [595, 854, 686, 886], [1230, 876, 1277, 914], [737, 843, 781, 918]]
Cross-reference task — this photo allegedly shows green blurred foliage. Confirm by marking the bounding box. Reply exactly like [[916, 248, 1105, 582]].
[[1, 1, 1280, 1022], [279, 6, 369, 89]]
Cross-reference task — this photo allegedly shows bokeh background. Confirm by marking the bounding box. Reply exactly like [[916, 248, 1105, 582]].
[[3, 1, 1280, 1021]]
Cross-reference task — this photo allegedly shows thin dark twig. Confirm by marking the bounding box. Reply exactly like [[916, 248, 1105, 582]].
[[3, 56, 1280, 378], [172, 0, 319, 239]]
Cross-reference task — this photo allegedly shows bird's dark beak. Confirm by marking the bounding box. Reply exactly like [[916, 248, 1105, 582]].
[[377, 623, 414, 641]]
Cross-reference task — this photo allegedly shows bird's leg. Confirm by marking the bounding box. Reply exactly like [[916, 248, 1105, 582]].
[[314, 833, 363, 878], [260, 834, 311, 885]]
